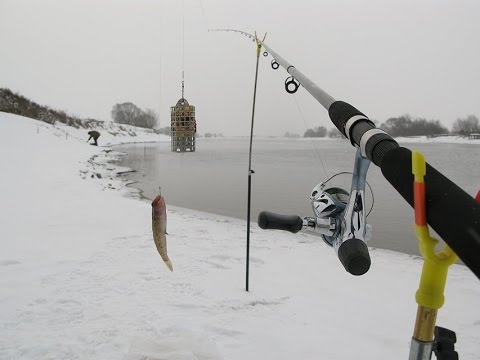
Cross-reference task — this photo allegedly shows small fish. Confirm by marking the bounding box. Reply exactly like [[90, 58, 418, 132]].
[[151, 194, 173, 271]]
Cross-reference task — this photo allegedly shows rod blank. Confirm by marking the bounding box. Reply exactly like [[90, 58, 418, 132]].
[[261, 42, 336, 110]]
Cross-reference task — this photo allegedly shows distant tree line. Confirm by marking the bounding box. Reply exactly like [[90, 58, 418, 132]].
[[303, 126, 345, 138], [155, 126, 171, 136], [111, 102, 158, 129], [302, 114, 479, 138], [2, 87, 477, 137], [284, 131, 300, 138], [304, 126, 327, 138], [204, 132, 224, 138], [380, 115, 448, 137], [452, 115, 480, 136]]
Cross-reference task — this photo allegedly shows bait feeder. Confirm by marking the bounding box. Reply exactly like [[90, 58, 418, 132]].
[[271, 59, 280, 70], [263, 51, 268, 57], [285, 76, 300, 94]]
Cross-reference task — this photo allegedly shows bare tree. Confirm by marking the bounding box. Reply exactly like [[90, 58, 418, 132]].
[[380, 115, 448, 137], [328, 127, 344, 138], [452, 115, 480, 136], [111, 103, 159, 129], [304, 126, 327, 138], [284, 131, 300, 138], [111, 103, 143, 126], [144, 108, 159, 129]]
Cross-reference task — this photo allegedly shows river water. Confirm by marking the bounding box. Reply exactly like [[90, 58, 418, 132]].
[[113, 138, 479, 256]]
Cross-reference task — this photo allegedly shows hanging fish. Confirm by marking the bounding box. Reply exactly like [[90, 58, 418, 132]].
[[151, 192, 173, 271]]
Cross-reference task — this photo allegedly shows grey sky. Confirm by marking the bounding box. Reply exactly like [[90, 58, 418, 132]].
[[1, 0, 479, 136]]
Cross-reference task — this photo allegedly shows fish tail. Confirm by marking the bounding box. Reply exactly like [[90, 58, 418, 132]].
[[164, 259, 173, 272]]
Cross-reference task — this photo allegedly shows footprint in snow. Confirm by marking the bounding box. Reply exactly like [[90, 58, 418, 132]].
[[249, 257, 264, 265], [32, 298, 47, 305], [126, 333, 222, 360], [56, 298, 81, 305], [208, 325, 243, 337], [0, 260, 21, 266], [200, 260, 229, 270], [169, 303, 203, 310]]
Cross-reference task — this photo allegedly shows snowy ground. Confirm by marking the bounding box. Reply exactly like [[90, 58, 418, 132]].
[[394, 135, 480, 145], [1, 112, 479, 360]]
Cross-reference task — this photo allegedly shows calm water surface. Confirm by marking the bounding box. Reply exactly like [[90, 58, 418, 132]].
[[113, 138, 479, 256]]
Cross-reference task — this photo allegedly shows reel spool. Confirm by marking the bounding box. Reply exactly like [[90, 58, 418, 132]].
[[310, 184, 349, 246]]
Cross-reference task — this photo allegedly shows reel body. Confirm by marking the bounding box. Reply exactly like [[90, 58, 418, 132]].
[[259, 149, 373, 276]]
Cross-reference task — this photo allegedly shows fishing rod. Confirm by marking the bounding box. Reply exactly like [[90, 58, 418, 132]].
[[212, 28, 480, 359], [261, 40, 480, 280], [210, 28, 480, 281]]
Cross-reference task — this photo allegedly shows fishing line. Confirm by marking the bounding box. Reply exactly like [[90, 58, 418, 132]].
[[321, 171, 375, 217], [292, 94, 329, 179], [182, 1, 185, 98], [198, 0, 206, 16], [158, 0, 163, 127], [182, 0, 185, 98], [197, 0, 208, 30]]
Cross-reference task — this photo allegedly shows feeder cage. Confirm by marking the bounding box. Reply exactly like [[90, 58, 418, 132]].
[[170, 97, 196, 152]]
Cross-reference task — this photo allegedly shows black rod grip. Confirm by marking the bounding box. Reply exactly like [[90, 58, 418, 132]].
[[328, 100, 367, 136], [258, 211, 303, 234], [381, 147, 480, 279], [328, 100, 399, 167]]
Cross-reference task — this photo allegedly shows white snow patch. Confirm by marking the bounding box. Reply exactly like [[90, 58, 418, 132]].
[[1, 112, 479, 360], [394, 135, 480, 145]]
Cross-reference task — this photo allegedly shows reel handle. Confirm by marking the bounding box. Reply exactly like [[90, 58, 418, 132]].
[[258, 211, 303, 234], [337, 238, 371, 276]]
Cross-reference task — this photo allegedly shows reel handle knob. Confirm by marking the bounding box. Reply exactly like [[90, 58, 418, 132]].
[[258, 211, 303, 234], [337, 238, 371, 275]]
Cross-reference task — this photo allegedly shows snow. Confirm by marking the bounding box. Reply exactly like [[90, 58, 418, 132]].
[[393, 135, 480, 145], [1, 112, 479, 360]]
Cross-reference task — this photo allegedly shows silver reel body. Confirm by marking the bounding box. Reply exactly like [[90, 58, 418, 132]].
[[307, 150, 373, 250], [310, 185, 349, 246], [309, 182, 372, 247], [301, 150, 373, 275], [258, 148, 374, 275]]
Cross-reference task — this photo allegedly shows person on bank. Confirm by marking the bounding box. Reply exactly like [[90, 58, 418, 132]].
[[87, 130, 100, 146]]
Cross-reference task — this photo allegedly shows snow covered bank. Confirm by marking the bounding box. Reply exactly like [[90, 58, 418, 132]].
[[1, 112, 479, 360], [51, 119, 169, 146], [239, 135, 480, 145], [395, 135, 480, 145]]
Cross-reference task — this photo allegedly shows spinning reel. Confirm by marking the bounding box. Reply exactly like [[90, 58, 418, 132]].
[[258, 149, 373, 276]]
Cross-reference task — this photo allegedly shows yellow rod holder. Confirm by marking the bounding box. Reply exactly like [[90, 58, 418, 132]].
[[411, 151, 458, 342]]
